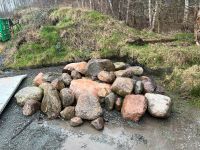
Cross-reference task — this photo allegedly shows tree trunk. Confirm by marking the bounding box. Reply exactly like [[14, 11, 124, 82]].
[[195, 9, 200, 46], [107, 0, 114, 15], [183, 0, 189, 24], [126, 0, 130, 24], [89, 0, 92, 9], [148, 0, 152, 27], [151, 0, 158, 31]]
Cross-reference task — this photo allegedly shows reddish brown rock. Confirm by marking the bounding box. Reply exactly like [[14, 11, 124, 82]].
[[111, 77, 134, 97], [51, 78, 65, 91], [97, 71, 116, 83], [121, 95, 147, 122], [63, 62, 87, 74], [33, 72, 44, 86], [23, 100, 41, 116], [70, 78, 111, 99]]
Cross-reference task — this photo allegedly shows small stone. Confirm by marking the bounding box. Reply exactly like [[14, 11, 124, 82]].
[[145, 93, 172, 118], [61, 73, 72, 86], [15, 86, 43, 106], [97, 71, 116, 83], [75, 94, 103, 120], [70, 117, 83, 127], [60, 30, 67, 38], [114, 62, 127, 70], [97, 87, 110, 98], [121, 95, 147, 122], [23, 100, 41, 116], [134, 81, 143, 94], [60, 88, 75, 107], [115, 97, 123, 111], [60, 106, 75, 120], [33, 72, 44, 86], [71, 70, 82, 79], [91, 117, 104, 130], [111, 77, 134, 97], [51, 78, 65, 91], [105, 92, 116, 111]]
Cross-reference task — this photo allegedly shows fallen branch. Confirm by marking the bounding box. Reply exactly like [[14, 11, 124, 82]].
[[126, 38, 177, 46]]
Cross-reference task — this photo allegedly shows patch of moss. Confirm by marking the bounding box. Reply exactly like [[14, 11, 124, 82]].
[[40, 26, 60, 45], [174, 32, 194, 43], [190, 85, 200, 97]]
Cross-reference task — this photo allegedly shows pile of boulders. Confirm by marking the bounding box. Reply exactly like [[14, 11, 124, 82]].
[[14, 59, 172, 130]]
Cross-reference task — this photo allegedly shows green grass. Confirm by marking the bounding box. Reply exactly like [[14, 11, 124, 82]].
[[174, 32, 194, 43]]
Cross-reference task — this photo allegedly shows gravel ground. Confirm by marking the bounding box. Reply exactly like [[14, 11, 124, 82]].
[[0, 66, 200, 150]]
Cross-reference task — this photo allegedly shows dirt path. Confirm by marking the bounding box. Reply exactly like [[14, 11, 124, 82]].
[[0, 66, 200, 150]]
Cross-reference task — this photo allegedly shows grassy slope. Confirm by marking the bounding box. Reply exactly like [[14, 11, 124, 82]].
[[3, 7, 200, 104]]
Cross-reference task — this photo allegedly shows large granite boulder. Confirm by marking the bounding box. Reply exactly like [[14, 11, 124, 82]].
[[145, 93, 172, 118], [60, 88, 75, 107], [121, 95, 147, 122], [86, 59, 115, 77], [70, 78, 111, 99], [75, 94, 103, 120], [40, 83, 62, 119], [15, 86, 43, 106], [111, 77, 134, 97], [97, 71, 116, 83], [115, 66, 143, 78], [63, 62, 87, 75]]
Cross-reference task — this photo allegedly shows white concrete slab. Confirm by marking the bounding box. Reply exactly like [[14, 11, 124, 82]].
[[0, 75, 27, 114]]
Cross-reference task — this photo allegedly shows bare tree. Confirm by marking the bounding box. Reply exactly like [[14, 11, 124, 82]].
[[151, 0, 159, 31], [183, 0, 189, 24], [126, 0, 130, 24], [148, 0, 152, 27]]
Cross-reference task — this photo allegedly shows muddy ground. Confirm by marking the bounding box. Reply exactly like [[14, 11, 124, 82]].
[[0, 66, 200, 150]]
